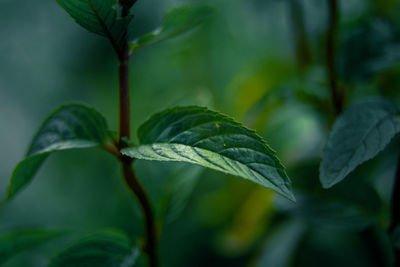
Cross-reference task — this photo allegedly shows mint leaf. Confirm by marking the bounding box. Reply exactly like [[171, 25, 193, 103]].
[[129, 3, 214, 52], [7, 104, 108, 200], [121, 106, 295, 201], [49, 230, 138, 267], [56, 0, 132, 51], [320, 99, 400, 188], [0, 229, 64, 265]]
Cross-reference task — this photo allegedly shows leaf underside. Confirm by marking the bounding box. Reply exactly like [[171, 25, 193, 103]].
[[129, 3, 214, 52], [320, 99, 400, 188], [0, 229, 64, 265], [7, 104, 108, 200], [49, 230, 136, 267], [57, 0, 131, 48], [121, 106, 295, 201]]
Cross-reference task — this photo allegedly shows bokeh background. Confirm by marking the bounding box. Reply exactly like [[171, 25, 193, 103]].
[[1, 0, 400, 266]]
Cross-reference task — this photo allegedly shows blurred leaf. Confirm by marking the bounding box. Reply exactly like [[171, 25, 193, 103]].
[[121, 106, 295, 201], [392, 225, 400, 249], [56, 0, 132, 49], [49, 230, 138, 267], [229, 60, 294, 118], [256, 219, 306, 267], [0, 229, 64, 265], [129, 3, 214, 52], [7, 104, 109, 200], [291, 226, 393, 267], [261, 103, 323, 164], [276, 196, 377, 231], [219, 188, 275, 254], [279, 186, 380, 231], [160, 165, 203, 223], [338, 19, 400, 81], [320, 99, 400, 188], [281, 160, 383, 231]]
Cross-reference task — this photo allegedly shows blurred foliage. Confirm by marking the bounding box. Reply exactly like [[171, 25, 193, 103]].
[[1, 0, 400, 266]]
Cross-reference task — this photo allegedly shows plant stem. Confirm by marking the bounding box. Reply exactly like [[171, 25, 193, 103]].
[[122, 159, 158, 267], [390, 154, 400, 233], [326, 0, 343, 115], [118, 48, 131, 147], [117, 3, 158, 266], [118, 40, 159, 267], [289, 0, 311, 70]]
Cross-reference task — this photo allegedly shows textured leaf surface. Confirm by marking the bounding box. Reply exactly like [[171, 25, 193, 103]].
[[0, 229, 64, 265], [320, 99, 400, 188], [49, 230, 137, 267], [7, 104, 108, 200], [121, 106, 294, 201], [129, 3, 213, 52], [57, 0, 131, 48]]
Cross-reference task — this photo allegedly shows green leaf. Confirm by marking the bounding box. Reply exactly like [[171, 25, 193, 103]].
[[49, 230, 138, 267], [129, 3, 214, 52], [0, 229, 64, 265], [256, 220, 306, 267], [56, 0, 132, 50], [121, 106, 295, 201], [7, 104, 108, 200], [320, 99, 400, 188]]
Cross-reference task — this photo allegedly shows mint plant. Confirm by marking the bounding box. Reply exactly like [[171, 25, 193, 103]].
[[317, 1, 400, 264], [4, 1, 294, 266]]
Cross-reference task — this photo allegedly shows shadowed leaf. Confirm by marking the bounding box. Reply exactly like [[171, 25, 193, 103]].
[[0, 229, 64, 265], [49, 230, 139, 267], [320, 99, 400, 188], [7, 104, 108, 200]]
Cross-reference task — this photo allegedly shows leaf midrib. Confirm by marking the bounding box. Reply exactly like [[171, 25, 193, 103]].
[[130, 143, 286, 189], [88, 0, 120, 53]]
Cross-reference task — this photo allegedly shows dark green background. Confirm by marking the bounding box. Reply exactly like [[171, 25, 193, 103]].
[[1, 0, 400, 266]]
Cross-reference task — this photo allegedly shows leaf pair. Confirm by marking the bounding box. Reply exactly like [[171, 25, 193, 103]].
[[6, 104, 295, 202], [320, 99, 400, 188], [57, 0, 214, 53]]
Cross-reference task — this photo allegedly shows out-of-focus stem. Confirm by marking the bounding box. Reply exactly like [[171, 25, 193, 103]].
[[289, 0, 311, 70], [121, 159, 158, 267], [389, 154, 400, 264], [326, 0, 343, 115]]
